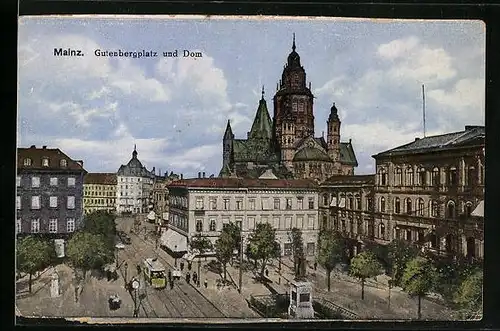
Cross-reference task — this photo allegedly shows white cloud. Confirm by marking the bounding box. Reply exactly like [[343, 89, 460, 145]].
[[428, 78, 485, 117], [377, 36, 419, 59], [167, 144, 221, 171]]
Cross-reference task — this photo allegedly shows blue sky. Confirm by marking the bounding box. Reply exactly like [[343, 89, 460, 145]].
[[18, 16, 485, 176]]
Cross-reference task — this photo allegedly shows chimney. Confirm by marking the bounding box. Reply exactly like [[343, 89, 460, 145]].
[[181, 174, 183, 180], [415, 137, 420, 141], [198, 172, 201, 178], [30, 145, 36, 149], [349, 139, 352, 144], [42, 145, 47, 149], [152, 166, 155, 174], [203, 172, 206, 178]]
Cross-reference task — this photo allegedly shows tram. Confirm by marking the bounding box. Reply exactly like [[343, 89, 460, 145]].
[[143, 258, 166, 289]]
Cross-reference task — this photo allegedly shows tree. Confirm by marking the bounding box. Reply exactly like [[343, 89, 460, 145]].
[[247, 223, 280, 279], [454, 270, 483, 319], [401, 256, 439, 320], [214, 231, 234, 283], [66, 232, 114, 281], [83, 210, 117, 248], [387, 239, 419, 286], [289, 228, 305, 277], [316, 229, 345, 291], [190, 234, 213, 283], [350, 251, 383, 300], [224, 222, 241, 265], [16, 236, 52, 293]]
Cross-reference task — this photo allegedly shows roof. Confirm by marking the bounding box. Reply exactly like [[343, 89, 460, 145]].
[[340, 142, 358, 166], [471, 200, 484, 217], [168, 178, 319, 189], [258, 168, 278, 179], [17, 146, 86, 172], [117, 149, 154, 177], [84, 173, 117, 185], [248, 97, 273, 140], [293, 146, 331, 162], [232, 139, 279, 163], [373, 126, 485, 158], [322, 174, 375, 186]]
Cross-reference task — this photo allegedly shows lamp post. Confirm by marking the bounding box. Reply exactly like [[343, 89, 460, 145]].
[[131, 278, 140, 317], [174, 245, 178, 267], [238, 230, 243, 294], [278, 253, 282, 285], [124, 262, 128, 283]]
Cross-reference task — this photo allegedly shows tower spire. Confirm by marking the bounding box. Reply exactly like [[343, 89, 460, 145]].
[[292, 33, 296, 51], [261, 85, 265, 99]]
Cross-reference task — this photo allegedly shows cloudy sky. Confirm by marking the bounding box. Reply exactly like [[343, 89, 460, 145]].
[[18, 16, 485, 176]]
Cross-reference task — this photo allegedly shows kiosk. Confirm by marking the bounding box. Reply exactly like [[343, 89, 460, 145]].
[[288, 280, 314, 319]]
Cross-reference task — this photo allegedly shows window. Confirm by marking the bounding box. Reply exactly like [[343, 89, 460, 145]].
[[367, 198, 373, 210], [348, 196, 354, 210], [379, 168, 387, 186], [341, 219, 346, 232], [379, 223, 385, 239], [356, 196, 361, 210], [308, 215, 315, 229], [285, 198, 292, 210], [31, 218, 40, 233], [394, 198, 401, 214], [297, 198, 303, 210], [380, 197, 386, 212], [448, 167, 458, 186], [274, 217, 280, 229], [31, 176, 40, 188], [16, 196, 21, 209], [248, 217, 255, 230], [24, 158, 32, 166], [42, 158, 49, 167], [68, 177, 76, 186], [16, 219, 21, 233], [261, 198, 269, 210], [467, 167, 476, 187], [417, 198, 425, 216], [406, 229, 412, 241], [447, 201, 456, 219], [306, 243, 315, 256], [284, 243, 292, 256], [49, 218, 58, 233], [357, 219, 363, 234], [418, 168, 427, 186], [209, 198, 217, 210], [465, 203, 473, 217], [405, 167, 414, 186], [323, 194, 329, 206], [405, 198, 412, 214], [395, 168, 403, 186], [285, 217, 292, 229], [196, 219, 203, 232], [67, 196, 75, 209], [300, 292, 311, 302], [16, 176, 21, 187], [308, 198, 315, 209], [431, 200, 439, 217], [223, 198, 229, 210], [274, 198, 280, 210], [209, 219, 216, 231], [31, 196, 40, 209], [417, 230, 424, 243], [196, 198, 204, 210], [431, 168, 440, 186], [249, 199, 255, 210], [296, 216, 303, 229], [66, 218, 75, 232], [49, 196, 58, 208], [60, 159, 67, 167], [234, 199, 242, 210]]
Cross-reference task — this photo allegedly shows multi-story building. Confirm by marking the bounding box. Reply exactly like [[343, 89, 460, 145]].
[[164, 176, 320, 259], [16, 145, 86, 238], [116, 145, 155, 214], [83, 173, 117, 215], [319, 175, 375, 257], [372, 125, 485, 260]]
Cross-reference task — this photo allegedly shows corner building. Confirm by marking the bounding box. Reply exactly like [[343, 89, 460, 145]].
[[83, 173, 117, 215], [220, 35, 357, 182]]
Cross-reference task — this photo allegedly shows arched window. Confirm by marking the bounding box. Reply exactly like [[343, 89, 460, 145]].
[[380, 197, 386, 212], [405, 198, 412, 214], [60, 159, 67, 167], [395, 168, 403, 186], [465, 202, 473, 217], [417, 198, 425, 216], [418, 167, 427, 186], [467, 166, 476, 187], [23, 158, 32, 166], [430, 200, 439, 217], [379, 223, 386, 239], [357, 219, 363, 234], [323, 194, 329, 206], [405, 167, 414, 186], [348, 195, 354, 210], [378, 168, 387, 186], [431, 167, 440, 186], [394, 198, 401, 214], [447, 200, 456, 219], [448, 167, 458, 186], [341, 219, 346, 232], [355, 195, 361, 210]]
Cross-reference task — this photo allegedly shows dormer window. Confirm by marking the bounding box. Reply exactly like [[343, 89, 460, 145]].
[[42, 158, 49, 167], [23, 158, 32, 166], [60, 159, 67, 167]]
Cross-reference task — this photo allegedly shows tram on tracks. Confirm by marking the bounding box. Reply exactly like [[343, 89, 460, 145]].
[[143, 257, 166, 289]]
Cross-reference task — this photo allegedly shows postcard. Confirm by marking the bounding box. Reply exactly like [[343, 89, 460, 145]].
[[16, 15, 485, 323]]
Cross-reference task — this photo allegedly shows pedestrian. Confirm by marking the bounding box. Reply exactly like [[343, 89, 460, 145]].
[[265, 268, 269, 277], [204, 280, 208, 288], [136, 264, 141, 274], [186, 272, 191, 284], [314, 262, 318, 271], [106, 270, 111, 281], [168, 270, 172, 283], [170, 279, 174, 289], [193, 272, 198, 284], [180, 261, 185, 271]]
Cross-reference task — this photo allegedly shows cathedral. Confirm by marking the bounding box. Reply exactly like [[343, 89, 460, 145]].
[[219, 35, 358, 182]]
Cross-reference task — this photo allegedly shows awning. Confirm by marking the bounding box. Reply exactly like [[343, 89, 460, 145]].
[[160, 229, 188, 253], [471, 201, 484, 217], [147, 211, 156, 221]]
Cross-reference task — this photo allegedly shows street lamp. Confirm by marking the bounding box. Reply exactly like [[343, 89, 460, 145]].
[[124, 262, 128, 284], [131, 278, 140, 317], [174, 245, 178, 267]]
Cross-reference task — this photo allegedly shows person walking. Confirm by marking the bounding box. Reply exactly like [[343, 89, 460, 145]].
[[188, 262, 192, 271], [314, 262, 318, 271], [186, 272, 191, 284], [192, 272, 198, 285], [168, 270, 172, 284], [180, 261, 185, 271], [204, 280, 208, 288]]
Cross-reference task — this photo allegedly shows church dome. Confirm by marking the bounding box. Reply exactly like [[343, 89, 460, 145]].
[[293, 147, 331, 162]]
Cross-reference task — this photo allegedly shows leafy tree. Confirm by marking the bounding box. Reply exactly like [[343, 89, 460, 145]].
[[387, 239, 419, 286], [248, 223, 280, 279], [224, 222, 241, 265], [454, 270, 483, 319], [316, 229, 345, 291], [289, 228, 305, 277], [401, 256, 439, 320], [190, 234, 213, 281], [16, 236, 53, 293], [214, 231, 234, 282], [350, 251, 383, 300], [83, 210, 117, 248], [66, 232, 114, 281]]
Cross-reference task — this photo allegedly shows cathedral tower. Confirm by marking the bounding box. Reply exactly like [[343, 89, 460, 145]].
[[222, 120, 234, 169], [327, 103, 342, 171]]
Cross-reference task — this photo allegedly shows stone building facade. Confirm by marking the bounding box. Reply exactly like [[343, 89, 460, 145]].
[[220, 35, 357, 182], [165, 177, 320, 258], [83, 173, 117, 215], [16, 145, 86, 238], [372, 125, 485, 260]]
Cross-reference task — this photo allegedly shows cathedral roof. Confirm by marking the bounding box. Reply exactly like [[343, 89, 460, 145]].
[[293, 146, 331, 162], [248, 91, 273, 140], [287, 33, 301, 68], [340, 142, 358, 166]]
